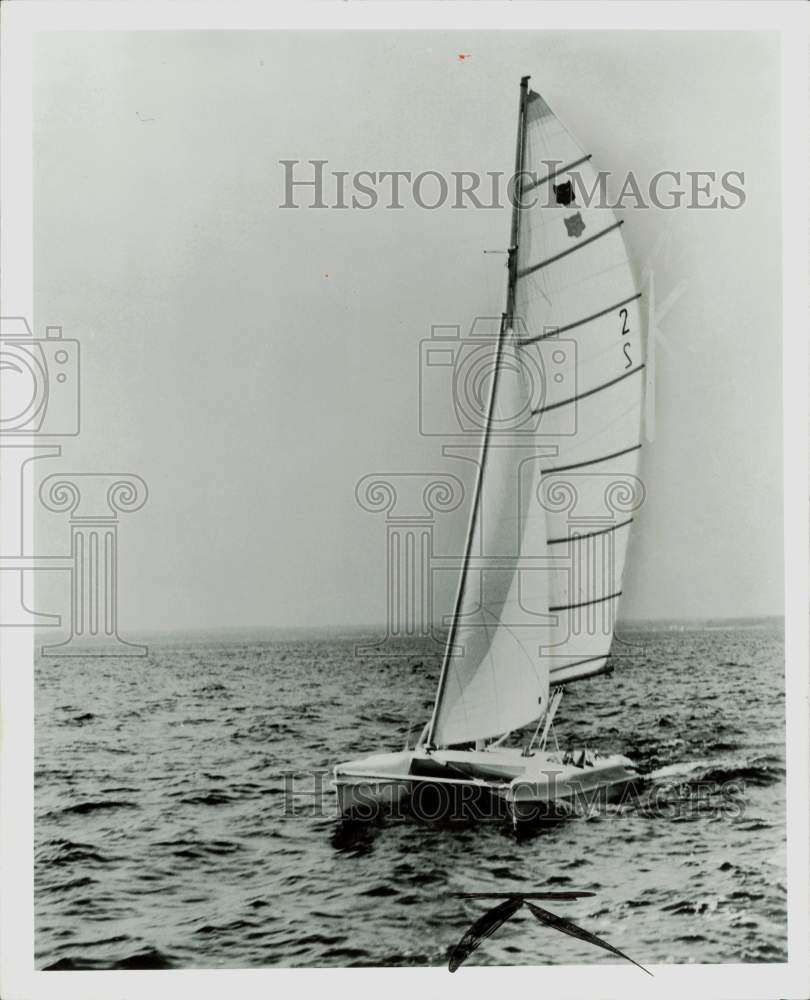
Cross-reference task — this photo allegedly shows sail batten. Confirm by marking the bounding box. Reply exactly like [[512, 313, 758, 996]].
[[547, 517, 633, 546], [532, 364, 645, 416], [518, 221, 625, 278], [525, 153, 593, 191], [428, 80, 644, 746], [519, 292, 642, 344]]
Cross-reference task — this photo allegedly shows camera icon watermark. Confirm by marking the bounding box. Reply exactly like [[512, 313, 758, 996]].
[[0, 317, 79, 436], [0, 315, 148, 656], [418, 317, 578, 438]]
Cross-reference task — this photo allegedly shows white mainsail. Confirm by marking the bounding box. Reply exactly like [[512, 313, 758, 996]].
[[428, 82, 644, 748], [517, 89, 644, 685]]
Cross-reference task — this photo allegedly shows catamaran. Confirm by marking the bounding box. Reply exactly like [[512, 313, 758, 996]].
[[334, 77, 646, 827]]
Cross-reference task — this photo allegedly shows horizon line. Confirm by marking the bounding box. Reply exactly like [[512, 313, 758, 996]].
[[44, 613, 785, 639]]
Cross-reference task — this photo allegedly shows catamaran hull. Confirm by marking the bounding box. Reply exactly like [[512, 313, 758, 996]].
[[333, 748, 638, 827], [334, 755, 413, 818]]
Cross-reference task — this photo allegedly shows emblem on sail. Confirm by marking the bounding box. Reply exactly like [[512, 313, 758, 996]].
[[564, 212, 586, 238]]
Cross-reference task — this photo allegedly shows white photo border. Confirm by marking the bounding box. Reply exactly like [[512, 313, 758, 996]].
[[1, 3, 807, 999]]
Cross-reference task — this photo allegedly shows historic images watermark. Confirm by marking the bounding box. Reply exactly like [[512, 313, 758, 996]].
[[279, 161, 746, 211], [281, 767, 748, 824], [0, 316, 149, 655]]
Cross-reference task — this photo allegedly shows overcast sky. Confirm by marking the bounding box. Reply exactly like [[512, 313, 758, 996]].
[[32, 29, 782, 631]]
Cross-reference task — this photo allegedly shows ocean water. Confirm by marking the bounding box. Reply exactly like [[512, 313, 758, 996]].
[[35, 620, 786, 970]]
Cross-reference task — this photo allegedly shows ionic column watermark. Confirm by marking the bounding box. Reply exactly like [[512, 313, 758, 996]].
[[354, 472, 463, 654], [39, 473, 148, 656]]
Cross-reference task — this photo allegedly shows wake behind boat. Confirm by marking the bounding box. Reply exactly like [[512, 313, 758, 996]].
[[335, 76, 647, 828]]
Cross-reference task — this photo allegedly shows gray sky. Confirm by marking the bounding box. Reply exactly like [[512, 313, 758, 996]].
[[33, 29, 782, 630]]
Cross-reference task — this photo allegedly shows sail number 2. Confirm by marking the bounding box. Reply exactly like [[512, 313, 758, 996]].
[[619, 307, 632, 369]]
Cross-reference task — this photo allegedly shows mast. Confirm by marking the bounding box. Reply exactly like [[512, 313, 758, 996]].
[[507, 75, 531, 325], [425, 76, 531, 749]]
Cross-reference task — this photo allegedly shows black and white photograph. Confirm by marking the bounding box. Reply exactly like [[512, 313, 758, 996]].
[[1, 4, 808, 1000]]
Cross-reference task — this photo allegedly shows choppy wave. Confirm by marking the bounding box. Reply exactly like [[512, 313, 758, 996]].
[[49, 799, 140, 818], [647, 754, 785, 789], [44, 946, 177, 970]]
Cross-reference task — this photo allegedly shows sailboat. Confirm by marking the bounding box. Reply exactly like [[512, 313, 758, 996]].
[[334, 77, 646, 827]]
